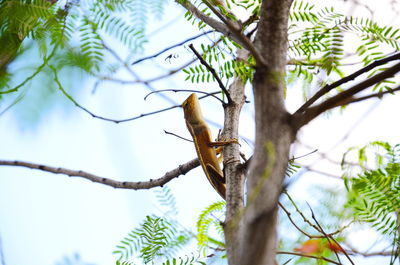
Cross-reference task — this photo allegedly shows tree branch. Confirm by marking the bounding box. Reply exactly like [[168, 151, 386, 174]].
[[51, 65, 182, 123], [307, 203, 353, 265], [188, 43, 231, 103], [175, 0, 242, 45], [343, 85, 400, 105], [101, 38, 223, 86], [295, 52, 400, 114], [0, 46, 58, 94], [223, 49, 248, 265], [278, 202, 315, 238], [131, 30, 214, 66], [0, 158, 200, 189], [345, 243, 395, 257], [276, 251, 341, 265], [200, 0, 265, 65], [297, 61, 400, 128], [176, 0, 264, 65]]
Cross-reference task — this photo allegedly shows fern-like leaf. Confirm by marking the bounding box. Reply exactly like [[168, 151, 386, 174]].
[[155, 186, 179, 216], [114, 214, 192, 264], [196, 201, 226, 254], [343, 141, 400, 254]]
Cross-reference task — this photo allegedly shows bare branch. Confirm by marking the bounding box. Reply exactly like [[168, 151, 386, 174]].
[[0, 158, 200, 189], [200, 0, 264, 65], [297, 61, 400, 128], [345, 243, 395, 257], [295, 52, 400, 114], [164, 130, 193, 143], [283, 191, 324, 234], [276, 251, 341, 265], [176, 0, 264, 65], [101, 38, 223, 85], [131, 30, 214, 66], [344, 85, 400, 105], [279, 201, 354, 238], [144, 89, 223, 104], [291, 149, 318, 160], [307, 203, 353, 265], [201, 0, 240, 30], [175, 0, 242, 45], [0, 46, 58, 95], [51, 65, 182, 123], [278, 202, 314, 238], [188, 43, 231, 103], [299, 165, 342, 179]]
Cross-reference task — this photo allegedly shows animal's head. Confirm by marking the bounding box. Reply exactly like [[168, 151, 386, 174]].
[[182, 93, 204, 123]]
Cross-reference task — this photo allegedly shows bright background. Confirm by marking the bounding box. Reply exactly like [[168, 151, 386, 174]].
[[0, 0, 399, 264]]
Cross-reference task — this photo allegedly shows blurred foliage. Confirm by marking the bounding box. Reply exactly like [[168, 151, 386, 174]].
[[278, 186, 349, 265], [55, 253, 95, 265], [342, 141, 400, 263], [113, 186, 194, 264], [1, 0, 399, 129], [0, 0, 167, 127]]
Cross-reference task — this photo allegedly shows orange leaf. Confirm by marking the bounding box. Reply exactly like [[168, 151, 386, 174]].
[[294, 239, 322, 254]]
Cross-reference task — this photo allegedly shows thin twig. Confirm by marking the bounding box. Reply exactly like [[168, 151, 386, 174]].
[[0, 158, 200, 189], [54, 65, 225, 123], [144, 89, 223, 104], [307, 203, 344, 265], [131, 30, 214, 65], [101, 38, 223, 86], [279, 202, 314, 238], [279, 201, 353, 238], [299, 165, 342, 179], [0, 45, 58, 94], [51, 65, 182, 123], [283, 191, 323, 234], [291, 149, 318, 161], [344, 85, 400, 105], [345, 242, 395, 257], [101, 38, 180, 106], [307, 204, 357, 265], [295, 52, 400, 114], [176, 0, 244, 47], [164, 130, 193, 143], [200, 0, 265, 65], [277, 251, 341, 265], [54, 64, 226, 124], [188, 43, 232, 103], [0, 92, 25, 116], [298, 61, 400, 127], [99, 38, 222, 85]]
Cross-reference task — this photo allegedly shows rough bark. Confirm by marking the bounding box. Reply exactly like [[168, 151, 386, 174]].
[[223, 49, 248, 264], [234, 1, 295, 265]]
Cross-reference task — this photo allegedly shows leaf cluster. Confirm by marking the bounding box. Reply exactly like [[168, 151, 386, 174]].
[[196, 200, 226, 255], [0, 0, 166, 89], [287, 0, 400, 96], [113, 215, 191, 264], [182, 37, 253, 88], [343, 141, 400, 255]]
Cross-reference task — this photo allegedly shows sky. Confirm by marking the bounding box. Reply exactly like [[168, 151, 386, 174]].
[[0, 0, 399, 265]]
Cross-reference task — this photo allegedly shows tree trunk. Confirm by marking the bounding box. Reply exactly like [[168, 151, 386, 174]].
[[226, 1, 295, 265], [223, 49, 248, 264]]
